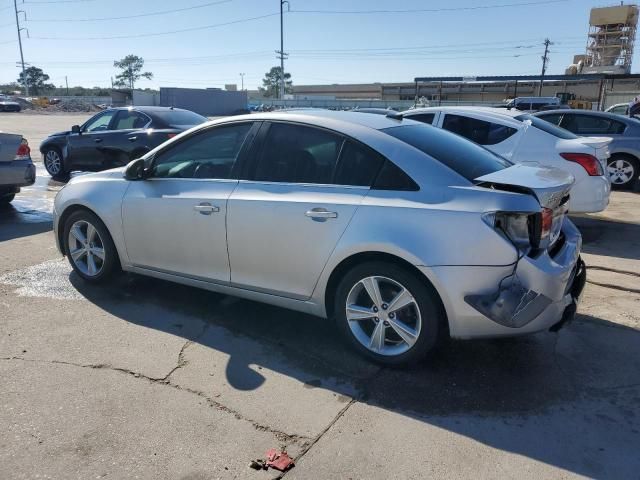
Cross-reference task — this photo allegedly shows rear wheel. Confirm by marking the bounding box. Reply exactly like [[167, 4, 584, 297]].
[[63, 210, 119, 283], [607, 155, 639, 190], [43, 148, 64, 177], [334, 261, 444, 366]]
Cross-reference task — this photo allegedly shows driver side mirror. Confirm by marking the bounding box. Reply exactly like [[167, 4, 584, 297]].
[[71, 125, 81, 134], [124, 158, 146, 181]]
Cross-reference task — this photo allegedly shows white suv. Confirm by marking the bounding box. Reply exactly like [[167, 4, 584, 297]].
[[402, 107, 611, 213]]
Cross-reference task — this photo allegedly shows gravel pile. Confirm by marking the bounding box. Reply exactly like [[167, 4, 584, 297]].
[[47, 99, 102, 112]]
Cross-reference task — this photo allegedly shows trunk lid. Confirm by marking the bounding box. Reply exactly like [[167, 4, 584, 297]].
[[476, 165, 573, 250], [0, 132, 22, 163], [475, 164, 573, 210]]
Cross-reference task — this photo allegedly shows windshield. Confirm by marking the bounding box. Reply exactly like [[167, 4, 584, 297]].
[[515, 114, 578, 139], [383, 124, 512, 181], [155, 110, 208, 128]]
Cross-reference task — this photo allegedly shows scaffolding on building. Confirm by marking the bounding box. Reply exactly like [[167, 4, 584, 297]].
[[584, 4, 639, 74]]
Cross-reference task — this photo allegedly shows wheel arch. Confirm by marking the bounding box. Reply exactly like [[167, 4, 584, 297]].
[[57, 204, 122, 268], [323, 251, 449, 336]]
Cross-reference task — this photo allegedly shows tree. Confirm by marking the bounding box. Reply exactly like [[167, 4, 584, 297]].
[[17, 67, 55, 95], [113, 54, 153, 90], [259, 66, 292, 98]]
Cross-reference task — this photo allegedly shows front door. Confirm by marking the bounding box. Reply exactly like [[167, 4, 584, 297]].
[[68, 110, 118, 168], [121, 122, 256, 283], [227, 122, 385, 299]]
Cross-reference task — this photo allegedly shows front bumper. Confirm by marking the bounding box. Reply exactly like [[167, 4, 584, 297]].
[[0, 159, 36, 191], [424, 218, 585, 339]]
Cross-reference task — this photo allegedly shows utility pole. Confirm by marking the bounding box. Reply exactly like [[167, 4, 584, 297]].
[[276, 0, 290, 99], [65, 76, 69, 96], [13, 0, 28, 97], [239, 72, 245, 91], [539, 38, 552, 96]]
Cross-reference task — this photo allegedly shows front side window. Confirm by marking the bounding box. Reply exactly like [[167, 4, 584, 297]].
[[113, 110, 150, 130], [442, 114, 517, 145], [383, 124, 511, 181], [254, 123, 343, 184], [151, 123, 253, 179], [83, 111, 115, 132], [609, 105, 628, 115]]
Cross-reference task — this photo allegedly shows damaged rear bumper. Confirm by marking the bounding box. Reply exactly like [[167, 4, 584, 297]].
[[423, 218, 585, 339]]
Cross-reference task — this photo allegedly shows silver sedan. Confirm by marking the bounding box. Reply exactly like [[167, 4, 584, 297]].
[[53, 111, 585, 365]]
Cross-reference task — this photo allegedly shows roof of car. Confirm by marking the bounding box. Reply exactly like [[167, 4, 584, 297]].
[[108, 106, 193, 113], [226, 109, 416, 131], [535, 109, 635, 122], [403, 106, 526, 126]]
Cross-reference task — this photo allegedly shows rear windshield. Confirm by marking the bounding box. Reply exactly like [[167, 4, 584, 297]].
[[154, 110, 208, 128], [515, 114, 578, 139], [382, 124, 512, 181]]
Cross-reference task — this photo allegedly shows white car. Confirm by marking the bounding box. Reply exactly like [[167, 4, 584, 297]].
[[402, 107, 611, 213]]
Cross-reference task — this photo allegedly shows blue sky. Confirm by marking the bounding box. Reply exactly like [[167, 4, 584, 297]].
[[0, 0, 635, 90]]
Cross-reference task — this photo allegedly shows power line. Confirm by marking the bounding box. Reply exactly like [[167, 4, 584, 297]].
[[23, 0, 233, 22], [289, 0, 568, 15], [30, 12, 280, 40]]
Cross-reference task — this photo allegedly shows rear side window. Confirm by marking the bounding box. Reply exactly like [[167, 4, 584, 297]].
[[562, 114, 627, 135], [373, 161, 419, 191], [334, 140, 385, 187], [254, 123, 342, 184], [515, 114, 578, 140], [383, 124, 511, 181], [537, 113, 563, 125], [407, 113, 435, 125], [113, 110, 149, 130], [154, 110, 208, 128], [441, 114, 517, 145]]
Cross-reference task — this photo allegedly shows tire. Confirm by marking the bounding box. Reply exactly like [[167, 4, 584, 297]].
[[607, 155, 639, 191], [43, 147, 65, 178], [63, 210, 119, 283], [0, 193, 15, 204], [334, 261, 445, 366]]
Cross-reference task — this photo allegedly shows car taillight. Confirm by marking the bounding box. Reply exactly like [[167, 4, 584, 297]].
[[560, 152, 603, 176], [484, 207, 559, 252], [167, 133, 177, 139], [15, 138, 30, 160]]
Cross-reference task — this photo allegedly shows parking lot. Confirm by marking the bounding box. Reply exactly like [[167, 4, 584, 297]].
[[1, 112, 639, 479]]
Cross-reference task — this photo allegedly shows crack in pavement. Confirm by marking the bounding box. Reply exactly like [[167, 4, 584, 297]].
[[1, 355, 310, 448], [587, 265, 640, 279], [586, 280, 640, 295], [161, 323, 210, 382]]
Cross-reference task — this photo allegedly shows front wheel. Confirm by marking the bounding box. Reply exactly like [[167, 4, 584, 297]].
[[334, 261, 445, 366], [63, 210, 119, 283], [43, 148, 64, 177], [607, 155, 639, 190]]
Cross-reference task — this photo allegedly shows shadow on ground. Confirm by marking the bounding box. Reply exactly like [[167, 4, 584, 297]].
[[70, 271, 640, 478], [571, 214, 640, 261], [0, 203, 52, 241]]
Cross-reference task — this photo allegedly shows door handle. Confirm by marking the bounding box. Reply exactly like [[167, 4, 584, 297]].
[[194, 202, 220, 215], [94, 138, 103, 143], [128, 136, 137, 142], [305, 208, 338, 220]]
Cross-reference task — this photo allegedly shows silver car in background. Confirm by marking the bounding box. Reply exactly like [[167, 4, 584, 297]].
[[535, 109, 640, 190], [0, 132, 35, 204], [53, 111, 585, 365]]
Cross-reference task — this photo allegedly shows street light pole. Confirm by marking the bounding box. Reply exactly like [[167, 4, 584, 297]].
[[539, 38, 552, 97], [239, 72, 245, 91], [13, 0, 28, 97]]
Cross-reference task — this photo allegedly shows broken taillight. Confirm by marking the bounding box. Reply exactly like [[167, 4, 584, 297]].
[[560, 152, 603, 176], [15, 138, 30, 161]]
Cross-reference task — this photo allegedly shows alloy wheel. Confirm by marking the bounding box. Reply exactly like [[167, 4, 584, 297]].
[[607, 158, 635, 185], [44, 150, 62, 175], [67, 220, 105, 277], [345, 276, 422, 357]]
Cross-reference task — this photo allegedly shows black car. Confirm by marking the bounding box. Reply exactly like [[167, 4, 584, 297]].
[[39, 106, 207, 177]]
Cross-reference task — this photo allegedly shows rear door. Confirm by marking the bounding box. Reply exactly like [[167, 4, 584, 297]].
[[227, 122, 385, 299]]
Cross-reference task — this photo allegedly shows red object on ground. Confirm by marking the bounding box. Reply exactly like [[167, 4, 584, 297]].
[[265, 449, 294, 472]]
